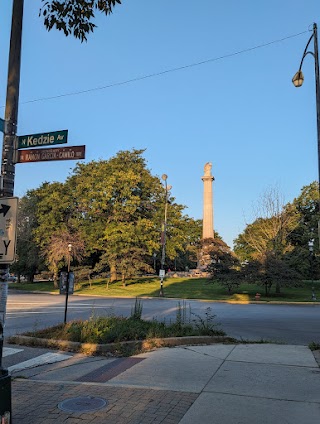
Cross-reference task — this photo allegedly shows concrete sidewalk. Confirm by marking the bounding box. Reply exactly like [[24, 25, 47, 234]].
[[10, 343, 320, 423]]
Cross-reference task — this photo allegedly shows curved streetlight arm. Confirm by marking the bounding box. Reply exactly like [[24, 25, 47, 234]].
[[297, 32, 315, 71]]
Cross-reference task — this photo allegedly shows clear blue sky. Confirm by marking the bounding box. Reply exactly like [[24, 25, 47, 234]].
[[0, 1, 319, 248]]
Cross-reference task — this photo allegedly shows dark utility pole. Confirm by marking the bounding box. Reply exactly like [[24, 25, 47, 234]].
[[0, 0, 24, 370], [1, 0, 24, 197], [0, 2, 23, 423]]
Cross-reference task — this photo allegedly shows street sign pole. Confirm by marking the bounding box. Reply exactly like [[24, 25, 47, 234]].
[[0, 1, 23, 421], [1, 0, 23, 198]]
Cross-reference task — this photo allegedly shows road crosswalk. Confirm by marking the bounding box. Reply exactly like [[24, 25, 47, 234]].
[[3, 347, 23, 357], [3, 346, 72, 373]]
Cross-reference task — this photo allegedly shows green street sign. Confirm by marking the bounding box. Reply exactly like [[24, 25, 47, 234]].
[[0, 118, 5, 133], [18, 129, 68, 149]]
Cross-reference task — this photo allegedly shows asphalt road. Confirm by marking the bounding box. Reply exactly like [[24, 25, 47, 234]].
[[4, 291, 320, 345]]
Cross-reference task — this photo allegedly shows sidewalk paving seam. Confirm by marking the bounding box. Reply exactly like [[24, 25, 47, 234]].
[[222, 359, 319, 369], [200, 344, 237, 392], [201, 389, 320, 404], [182, 345, 235, 360]]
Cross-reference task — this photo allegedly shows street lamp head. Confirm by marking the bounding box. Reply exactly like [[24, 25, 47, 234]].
[[68, 243, 72, 252], [292, 70, 304, 87], [161, 174, 168, 181]]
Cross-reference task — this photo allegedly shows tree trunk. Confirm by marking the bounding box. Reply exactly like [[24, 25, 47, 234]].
[[275, 282, 281, 294], [110, 264, 117, 283], [53, 273, 58, 289]]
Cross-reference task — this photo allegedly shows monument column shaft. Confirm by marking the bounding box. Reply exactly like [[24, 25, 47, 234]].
[[202, 175, 214, 239]]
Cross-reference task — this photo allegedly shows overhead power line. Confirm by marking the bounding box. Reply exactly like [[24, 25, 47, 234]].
[[7, 29, 311, 107]]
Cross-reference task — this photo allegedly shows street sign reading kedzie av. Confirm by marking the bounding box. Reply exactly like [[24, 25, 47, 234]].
[[17, 129, 68, 149], [16, 145, 85, 163]]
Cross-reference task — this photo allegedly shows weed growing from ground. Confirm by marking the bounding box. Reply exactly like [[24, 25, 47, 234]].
[[191, 307, 224, 336], [309, 341, 320, 351], [24, 299, 226, 344], [130, 297, 143, 320]]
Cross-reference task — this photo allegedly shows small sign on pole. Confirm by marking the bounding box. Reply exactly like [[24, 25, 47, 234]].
[[0, 197, 18, 264], [159, 269, 165, 278], [59, 272, 74, 295]]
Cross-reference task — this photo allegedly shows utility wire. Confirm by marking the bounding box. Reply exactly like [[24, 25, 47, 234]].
[[7, 29, 310, 107]]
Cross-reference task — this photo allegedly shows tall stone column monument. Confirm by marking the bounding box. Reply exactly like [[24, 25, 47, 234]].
[[201, 162, 215, 240]]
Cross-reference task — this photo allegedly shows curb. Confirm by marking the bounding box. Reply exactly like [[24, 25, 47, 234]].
[[8, 289, 320, 305], [7, 335, 236, 356]]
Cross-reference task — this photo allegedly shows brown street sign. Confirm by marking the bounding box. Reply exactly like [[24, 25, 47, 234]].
[[16, 145, 85, 163]]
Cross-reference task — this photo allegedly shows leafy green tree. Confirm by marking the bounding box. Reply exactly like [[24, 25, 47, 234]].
[[46, 230, 85, 285], [31, 181, 86, 286], [66, 149, 195, 282], [242, 253, 302, 297], [234, 187, 297, 262], [168, 219, 202, 272], [32, 182, 72, 248], [12, 193, 43, 282], [285, 182, 320, 278], [40, 0, 122, 41], [234, 186, 301, 293], [67, 150, 160, 281], [206, 238, 241, 294]]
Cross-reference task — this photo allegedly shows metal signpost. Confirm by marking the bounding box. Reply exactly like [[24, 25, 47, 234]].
[[60, 271, 75, 324], [0, 1, 23, 421]]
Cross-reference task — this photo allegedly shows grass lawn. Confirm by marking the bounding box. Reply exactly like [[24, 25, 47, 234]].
[[10, 276, 320, 303]]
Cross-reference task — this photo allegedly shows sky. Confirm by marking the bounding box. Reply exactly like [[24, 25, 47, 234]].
[[0, 0, 319, 249]]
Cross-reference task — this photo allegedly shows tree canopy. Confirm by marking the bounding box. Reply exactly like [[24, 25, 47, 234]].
[[14, 149, 202, 284], [234, 182, 320, 287], [40, 0, 122, 41]]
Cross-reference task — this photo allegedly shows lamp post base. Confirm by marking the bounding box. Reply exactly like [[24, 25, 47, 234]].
[[159, 280, 164, 297]]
